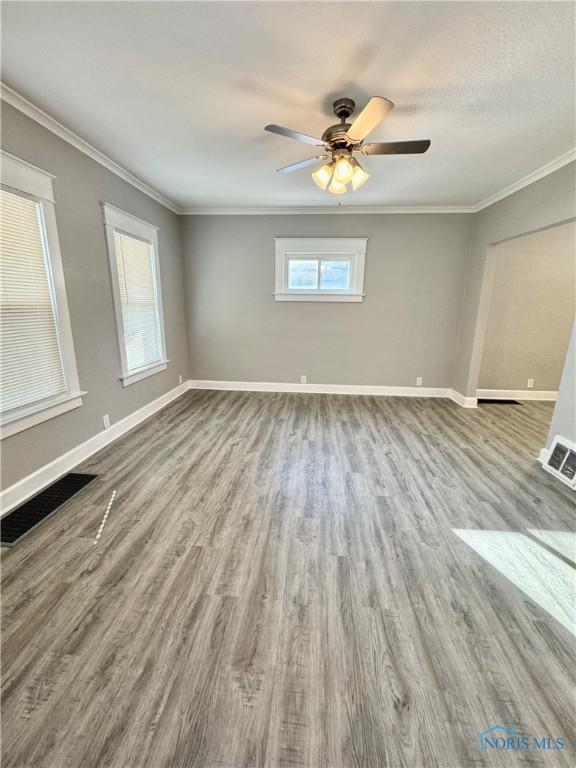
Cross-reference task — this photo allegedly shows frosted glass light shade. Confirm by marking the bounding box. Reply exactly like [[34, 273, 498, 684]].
[[312, 163, 333, 190], [351, 163, 370, 191], [328, 178, 347, 195], [333, 157, 354, 184]]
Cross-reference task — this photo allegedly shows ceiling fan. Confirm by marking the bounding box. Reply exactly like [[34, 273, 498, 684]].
[[265, 96, 430, 196]]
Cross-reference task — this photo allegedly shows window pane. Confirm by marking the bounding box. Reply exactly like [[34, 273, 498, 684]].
[[320, 260, 351, 290], [288, 259, 319, 290], [0, 189, 66, 414], [113, 231, 162, 373]]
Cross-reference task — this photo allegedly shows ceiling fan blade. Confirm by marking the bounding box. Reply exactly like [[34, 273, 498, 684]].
[[265, 124, 325, 147], [345, 96, 394, 143], [276, 156, 329, 174], [361, 140, 431, 155]]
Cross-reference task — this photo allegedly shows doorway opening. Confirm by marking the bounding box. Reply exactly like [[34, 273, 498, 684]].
[[476, 221, 575, 437]]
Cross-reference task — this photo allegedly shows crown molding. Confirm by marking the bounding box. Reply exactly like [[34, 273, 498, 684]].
[[179, 149, 576, 215], [474, 148, 576, 212], [1, 83, 181, 214], [180, 205, 477, 215], [2, 83, 574, 217]]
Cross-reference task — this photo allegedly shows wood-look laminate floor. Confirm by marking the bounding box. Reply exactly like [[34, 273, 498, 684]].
[[2, 391, 574, 768]]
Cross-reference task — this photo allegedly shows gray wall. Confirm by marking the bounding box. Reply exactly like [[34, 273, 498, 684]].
[[547, 323, 576, 447], [478, 222, 575, 391], [1, 103, 189, 489], [452, 162, 576, 396], [181, 214, 473, 387], [2, 101, 574, 488]]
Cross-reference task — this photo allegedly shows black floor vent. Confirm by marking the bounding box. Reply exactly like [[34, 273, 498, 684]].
[[1, 473, 97, 546], [477, 399, 522, 405]]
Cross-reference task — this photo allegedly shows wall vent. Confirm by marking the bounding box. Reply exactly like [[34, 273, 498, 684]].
[[541, 436, 576, 490], [1, 473, 97, 546]]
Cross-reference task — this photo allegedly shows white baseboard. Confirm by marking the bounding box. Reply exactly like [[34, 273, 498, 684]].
[[190, 379, 477, 408], [190, 379, 451, 398], [539, 448, 550, 465], [0, 381, 190, 516], [476, 389, 558, 401], [447, 389, 478, 408]]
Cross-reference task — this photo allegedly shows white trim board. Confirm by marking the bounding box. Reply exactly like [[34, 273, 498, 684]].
[[181, 205, 477, 215], [189, 379, 478, 407], [448, 389, 478, 409], [1, 150, 55, 202], [180, 149, 575, 215], [0, 381, 189, 516], [539, 447, 550, 465], [1, 83, 180, 214], [101, 201, 160, 236], [190, 379, 448, 396], [475, 149, 576, 211], [2, 83, 574, 217], [1, 393, 86, 439], [476, 389, 558, 401]]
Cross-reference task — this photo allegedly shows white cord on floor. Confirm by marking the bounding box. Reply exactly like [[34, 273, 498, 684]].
[[94, 490, 116, 545]]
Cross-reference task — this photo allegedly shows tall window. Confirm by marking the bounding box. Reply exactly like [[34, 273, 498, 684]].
[[1, 152, 83, 438], [274, 238, 368, 302], [103, 203, 167, 386]]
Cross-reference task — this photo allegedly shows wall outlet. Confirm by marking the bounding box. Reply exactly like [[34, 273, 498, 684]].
[[300, 374, 307, 384], [178, 374, 183, 385], [416, 377, 423, 386], [527, 378, 535, 389], [103, 414, 111, 429]]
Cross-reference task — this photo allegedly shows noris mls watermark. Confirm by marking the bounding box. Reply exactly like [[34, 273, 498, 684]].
[[479, 725, 565, 752]]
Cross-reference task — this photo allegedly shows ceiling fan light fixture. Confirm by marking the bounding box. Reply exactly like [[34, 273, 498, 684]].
[[328, 177, 347, 196], [351, 161, 370, 191], [333, 155, 354, 184], [267, 95, 430, 198], [311, 161, 334, 190]]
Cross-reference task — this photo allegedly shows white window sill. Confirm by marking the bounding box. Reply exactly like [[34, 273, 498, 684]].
[[1, 391, 86, 439], [121, 360, 169, 387], [274, 292, 364, 303]]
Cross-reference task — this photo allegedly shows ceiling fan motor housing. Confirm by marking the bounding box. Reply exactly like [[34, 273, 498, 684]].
[[322, 123, 353, 147], [321, 98, 359, 148]]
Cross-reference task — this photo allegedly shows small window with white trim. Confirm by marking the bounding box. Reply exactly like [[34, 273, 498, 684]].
[[102, 203, 167, 386], [0, 151, 84, 439], [274, 238, 367, 301]]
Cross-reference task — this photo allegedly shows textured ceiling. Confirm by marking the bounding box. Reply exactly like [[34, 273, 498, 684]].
[[2, 1, 574, 209]]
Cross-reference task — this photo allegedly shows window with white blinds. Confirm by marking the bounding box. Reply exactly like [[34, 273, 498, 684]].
[[0, 189, 67, 414], [0, 151, 83, 438], [113, 231, 163, 373], [103, 204, 167, 386]]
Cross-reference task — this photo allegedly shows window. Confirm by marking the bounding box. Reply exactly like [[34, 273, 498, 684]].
[[0, 152, 83, 439], [274, 238, 367, 302], [103, 203, 167, 386], [288, 257, 352, 291]]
